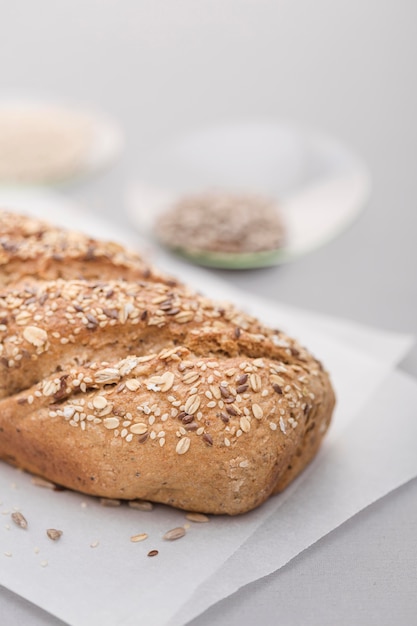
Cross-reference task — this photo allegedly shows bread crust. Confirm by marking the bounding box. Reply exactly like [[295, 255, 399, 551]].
[[0, 209, 176, 288], [0, 211, 335, 514]]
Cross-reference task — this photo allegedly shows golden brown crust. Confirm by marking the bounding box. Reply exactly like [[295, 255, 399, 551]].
[[0, 209, 177, 288], [0, 211, 335, 515]]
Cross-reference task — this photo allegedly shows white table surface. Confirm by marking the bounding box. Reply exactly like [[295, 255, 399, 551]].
[[0, 1, 416, 624]]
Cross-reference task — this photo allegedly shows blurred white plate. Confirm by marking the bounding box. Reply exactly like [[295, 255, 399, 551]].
[[126, 121, 371, 268], [0, 95, 124, 185]]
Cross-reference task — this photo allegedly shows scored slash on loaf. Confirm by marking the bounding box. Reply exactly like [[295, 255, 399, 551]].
[[0, 210, 335, 515]]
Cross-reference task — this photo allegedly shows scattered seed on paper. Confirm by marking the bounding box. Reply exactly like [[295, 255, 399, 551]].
[[147, 549, 159, 557], [47, 528, 63, 541], [31, 476, 56, 490], [11, 511, 28, 529], [185, 512, 210, 523], [99, 498, 121, 507], [163, 527, 186, 541], [130, 533, 148, 543], [128, 500, 153, 512]]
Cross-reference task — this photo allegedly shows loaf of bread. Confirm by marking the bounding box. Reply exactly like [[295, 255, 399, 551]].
[[0, 210, 335, 515]]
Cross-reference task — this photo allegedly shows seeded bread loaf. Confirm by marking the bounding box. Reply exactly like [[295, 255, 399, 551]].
[[0, 210, 335, 515]]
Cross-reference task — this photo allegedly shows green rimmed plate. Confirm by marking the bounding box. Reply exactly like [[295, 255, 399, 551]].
[[126, 121, 371, 269]]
